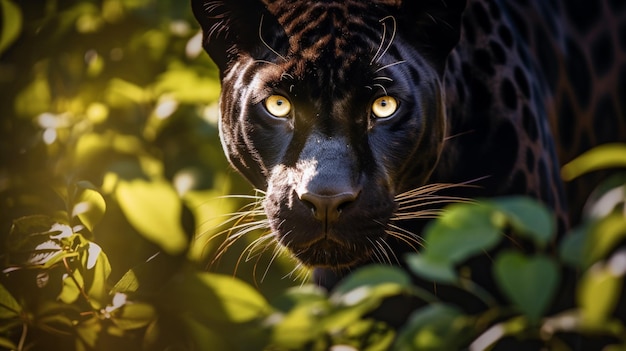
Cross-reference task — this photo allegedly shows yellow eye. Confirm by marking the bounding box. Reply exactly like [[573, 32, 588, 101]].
[[372, 96, 398, 118], [265, 95, 292, 117]]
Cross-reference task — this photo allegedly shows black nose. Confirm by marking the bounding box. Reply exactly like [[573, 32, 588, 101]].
[[299, 190, 359, 225]]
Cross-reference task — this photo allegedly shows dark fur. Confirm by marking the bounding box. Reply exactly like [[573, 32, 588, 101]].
[[192, 0, 626, 284]]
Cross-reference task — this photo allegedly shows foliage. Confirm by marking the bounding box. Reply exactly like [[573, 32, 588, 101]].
[[1, 1, 625, 350]]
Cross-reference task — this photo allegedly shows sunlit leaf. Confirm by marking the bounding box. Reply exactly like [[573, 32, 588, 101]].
[[153, 67, 221, 103], [584, 213, 626, 267], [331, 265, 411, 298], [14, 74, 51, 117], [270, 306, 325, 349], [82, 242, 111, 308], [73, 181, 106, 232], [0, 283, 21, 319], [0, 0, 22, 55], [193, 273, 272, 323], [116, 178, 188, 255], [0, 336, 17, 350], [75, 316, 102, 349], [59, 269, 84, 305], [561, 143, 626, 181], [6, 216, 77, 269], [578, 264, 622, 328], [494, 252, 559, 323], [112, 302, 156, 330]]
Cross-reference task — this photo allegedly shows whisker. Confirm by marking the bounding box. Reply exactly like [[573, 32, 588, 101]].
[[374, 60, 407, 73], [444, 129, 476, 141], [373, 84, 388, 95], [379, 238, 401, 265], [259, 14, 286, 62], [373, 76, 394, 82], [376, 15, 397, 63]]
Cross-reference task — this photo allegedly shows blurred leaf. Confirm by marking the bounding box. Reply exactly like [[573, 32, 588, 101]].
[[491, 196, 554, 248], [331, 265, 411, 299], [270, 305, 326, 349], [194, 273, 272, 323], [562, 143, 626, 181], [112, 302, 156, 330], [0, 283, 21, 318], [183, 315, 231, 351], [105, 78, 150, 107], [82, 242, 111, 308], [422, 203, 501, 263], [6, 216, 78, 268], [405, 254, 457, 284], [394, 304, 469, 351], [75, 316, 102, 349], [578, 264, 622, 327], [0, 0, 22, 55], [116, 178, 188, 255], [153, 67, 221, 103], [494, 252, 559, 323], [584, 213, 626, 267], [73, 181, 107, 232], [0, 337, 17, 350], [59, 268, 84, 304], [558, 224, 589, 268], [14, 74, 51, 117]]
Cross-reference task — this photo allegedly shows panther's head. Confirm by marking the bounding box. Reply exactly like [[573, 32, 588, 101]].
[[192, 0, 466, 268]]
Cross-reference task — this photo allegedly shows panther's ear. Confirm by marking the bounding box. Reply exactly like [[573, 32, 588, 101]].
[[395, 0, 467, 72], [191, 0, 285, 72]]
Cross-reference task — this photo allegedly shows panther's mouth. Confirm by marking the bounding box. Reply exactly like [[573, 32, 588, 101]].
[[287, 237, 373, 268]]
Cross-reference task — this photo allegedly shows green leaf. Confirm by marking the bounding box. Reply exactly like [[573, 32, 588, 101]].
[[491, 196, 555, 248], [405, 254, 457, 284], [0, 336, 17, 350], [82, 242, 112, 308], [270, 305, 326, 349], [0, 0, 22, 55], [579, 266, 622, 327], [113, 302, 156, 330], [194, 273, 272, 323], [422, 203, 501, 263], [394, 304, 470, 351], [73, 181, 106, 232], [162, 270, 272, 324], [561, 143, 626, 181], [584, 213, 626, 267], [331, 265, 411, 298], [558, 224, 589, 268], [6, 216, 77, 268], [494, 252, 559, 323], [0, 283, 21, 318], [59, 269, 84, 304], [116, 178, 188, 255]]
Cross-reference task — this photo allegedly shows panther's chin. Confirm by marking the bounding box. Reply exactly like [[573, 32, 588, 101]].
[[287, 239, 372, 269]]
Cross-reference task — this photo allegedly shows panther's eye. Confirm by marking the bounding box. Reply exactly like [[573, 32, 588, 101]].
[[265, 95, 292, 117], [372, 96, 398, 118]]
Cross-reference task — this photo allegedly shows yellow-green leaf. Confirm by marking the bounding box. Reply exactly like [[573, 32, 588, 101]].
[[116, 178, 188, 255], [0, 0, 22, 55], [73, 181, 107, 232], [562, 143, 626, 181], [0, 283, 21, 318]]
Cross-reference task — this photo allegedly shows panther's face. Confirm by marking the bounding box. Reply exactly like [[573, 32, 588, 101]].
[[193, 0, 465, 268]]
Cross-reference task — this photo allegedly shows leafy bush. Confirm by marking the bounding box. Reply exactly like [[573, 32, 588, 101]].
[[1, 1, 625, 350]]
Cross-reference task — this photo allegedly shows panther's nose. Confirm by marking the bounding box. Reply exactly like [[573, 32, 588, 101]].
[[299, 190, 359, 225]]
